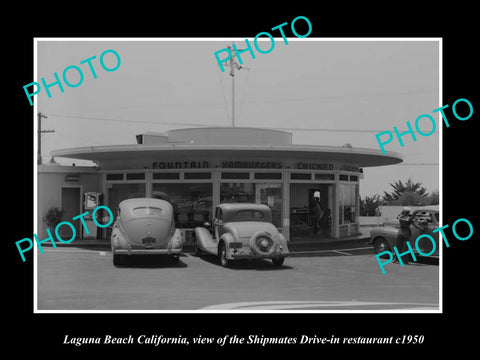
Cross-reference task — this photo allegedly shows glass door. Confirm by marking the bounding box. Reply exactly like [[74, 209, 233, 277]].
[[255, 183, 282, 228], [290, 183, 333, 242]]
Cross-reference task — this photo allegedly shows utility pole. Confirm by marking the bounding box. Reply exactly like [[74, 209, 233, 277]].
[[232, 66, 235, 127], [225, 44, 248, 127], [37, 112, 55, 165]]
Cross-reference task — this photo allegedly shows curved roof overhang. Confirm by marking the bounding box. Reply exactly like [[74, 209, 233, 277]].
[[51, 143, 403, 167]]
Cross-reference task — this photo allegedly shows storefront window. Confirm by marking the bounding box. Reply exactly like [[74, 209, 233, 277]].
[[220, 183, 254, 203], [152, 183, 212, 228], [289, 184, 332, 241], [256, 183, 281, 227], [108, 183, 146, 216], [339, 183, 357, 224], [220, 183, 282, 227]]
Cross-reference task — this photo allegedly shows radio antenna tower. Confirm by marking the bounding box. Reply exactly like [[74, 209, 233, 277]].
[[224, 44, 249, 127]]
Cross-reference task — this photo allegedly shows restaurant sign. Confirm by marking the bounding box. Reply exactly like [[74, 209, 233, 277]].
[[151, 161, 360, 172]]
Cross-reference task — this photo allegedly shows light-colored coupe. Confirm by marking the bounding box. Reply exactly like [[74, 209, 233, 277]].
[[194, 203, 289, 268]]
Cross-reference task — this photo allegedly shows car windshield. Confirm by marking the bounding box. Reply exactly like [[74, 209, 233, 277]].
[[232, 210, 268, 222]]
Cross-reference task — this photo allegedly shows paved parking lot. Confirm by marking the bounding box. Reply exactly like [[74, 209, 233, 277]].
[[36, 246, 439, 311]]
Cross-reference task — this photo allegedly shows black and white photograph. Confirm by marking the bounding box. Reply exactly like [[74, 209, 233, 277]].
[[7, 7, 478, 355]]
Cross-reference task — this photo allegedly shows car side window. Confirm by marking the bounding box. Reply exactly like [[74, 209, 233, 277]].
[[234, 210, 266, 222]]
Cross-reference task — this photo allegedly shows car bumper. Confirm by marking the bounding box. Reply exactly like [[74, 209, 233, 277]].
[[229, 250, 290, 260], [414, 250, 439, 259], [114, 248, 182, 256]]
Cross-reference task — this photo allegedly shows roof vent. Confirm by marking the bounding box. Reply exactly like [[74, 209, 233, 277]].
[[136, 132, 168, 145]]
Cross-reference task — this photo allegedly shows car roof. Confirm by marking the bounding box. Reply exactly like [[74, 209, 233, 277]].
[[412, 205, 439, 212]]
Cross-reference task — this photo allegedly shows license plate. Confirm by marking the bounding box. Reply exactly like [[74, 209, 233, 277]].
[[142, 236, 156, 244]]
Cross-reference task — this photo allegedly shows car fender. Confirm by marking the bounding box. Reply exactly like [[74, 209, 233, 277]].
[[370, 229, 397, 252], [221, 223, 240, 241], [168, 228, 183, 251], [369, 227, 397, 244], [111, 221, 129, 253], [219, 233, 235, 258], [277, 233, 290, 254], [194, 227, 214, 251]]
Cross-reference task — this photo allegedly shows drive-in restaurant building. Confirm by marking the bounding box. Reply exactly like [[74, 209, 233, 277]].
[[37, 126, 403, 244]]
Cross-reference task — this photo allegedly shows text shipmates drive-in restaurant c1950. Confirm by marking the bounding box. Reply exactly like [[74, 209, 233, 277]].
[[37, 126, 402, 245]]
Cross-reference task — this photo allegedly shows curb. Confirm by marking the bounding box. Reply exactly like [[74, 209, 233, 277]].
[[42, 236, 371, 253]]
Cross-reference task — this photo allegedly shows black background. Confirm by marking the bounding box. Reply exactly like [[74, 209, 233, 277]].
[[5, 4, 478, 356]]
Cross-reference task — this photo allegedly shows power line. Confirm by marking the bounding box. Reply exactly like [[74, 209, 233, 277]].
[[83, 88, 436, 110], [397, 163, 439, 165], [218, 72, 231, 125], [238, 89, 437, 105], [47, 114, 211, 128], [278, 127, 439, 134], [275, 127, 399, 134], [44, 113, 440, 134]]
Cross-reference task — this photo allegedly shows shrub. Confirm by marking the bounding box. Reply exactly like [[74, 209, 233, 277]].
[[44, 206, 64, 228]]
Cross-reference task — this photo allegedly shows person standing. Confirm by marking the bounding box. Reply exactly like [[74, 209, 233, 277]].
[[394, 207, 414, 264], [310, 195, 324, 235]]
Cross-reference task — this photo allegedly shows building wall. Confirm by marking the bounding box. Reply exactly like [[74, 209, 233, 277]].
[[46, 128, 399, 243], [37, 165, 99, 239], [99, 168, 360, 242], [37, 163, 362, 242], [166, 127, 292, 146]]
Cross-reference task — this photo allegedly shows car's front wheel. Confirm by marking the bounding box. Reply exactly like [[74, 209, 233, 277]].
[[218, 243, 231, 268], [373, 237, 390, 255]]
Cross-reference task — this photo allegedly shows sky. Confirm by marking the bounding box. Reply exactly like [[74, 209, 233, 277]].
[[35, 38, 440, 198]]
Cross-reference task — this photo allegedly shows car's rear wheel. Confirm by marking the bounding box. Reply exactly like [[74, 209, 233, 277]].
[[373, 237, 390, 255], [218, 243, 231, 268], [271, 256, 285, 267]]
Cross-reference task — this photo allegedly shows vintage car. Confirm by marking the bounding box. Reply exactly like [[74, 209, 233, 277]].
[[193, 203, 289, 267], [368, 206, 440, 258], [110, 198, 183, 266]]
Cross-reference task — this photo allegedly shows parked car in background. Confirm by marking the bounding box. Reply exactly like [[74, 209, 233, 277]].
[[110, 198, 183, 266], [194, 203, 289, 267], [368, 206, 440, 258], [192, 196, 212, 224]]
